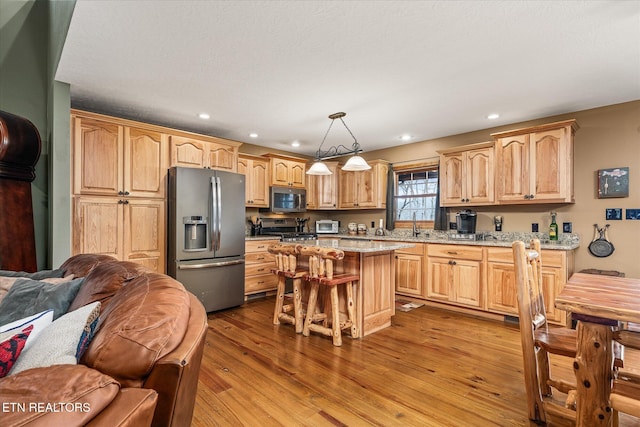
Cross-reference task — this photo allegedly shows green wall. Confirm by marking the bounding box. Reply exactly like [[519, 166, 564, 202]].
[[0, 0, 75, 269]]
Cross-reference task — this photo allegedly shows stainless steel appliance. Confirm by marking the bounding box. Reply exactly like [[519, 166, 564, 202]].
[[167, 167, 245, 312], [456, 209, 477, 234], [316, 219, 339, 234], [259, 217, 317, 242], [268, 186, 306, 213]]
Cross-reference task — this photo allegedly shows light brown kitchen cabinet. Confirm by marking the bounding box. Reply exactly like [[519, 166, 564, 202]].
[[245, 239, 280, 295], [426, 244, 483, 308], [238, 154, 270, 207], [169, 135, 240, 172], [264, 153, 306, 188], [492, 119, 578, 204], [439, 142, 494, 206], [393, 242, 426, 297], [306, 161, 339, 209], [72, 115, 168, 198], [338, 159, 388, 209], [486, 246, 571, 325], [72, 196, 165, 273]]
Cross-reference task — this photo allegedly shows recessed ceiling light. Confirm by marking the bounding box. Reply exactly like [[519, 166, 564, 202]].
[[291, 141, 300, 147], [400, 134, 412, 141], [487, 113, 500, 120], [249, 133, 258, 138], [198, 113, 210, 120]]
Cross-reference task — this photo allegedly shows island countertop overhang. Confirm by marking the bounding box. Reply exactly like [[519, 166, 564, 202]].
[[299, 239, 415, 253]]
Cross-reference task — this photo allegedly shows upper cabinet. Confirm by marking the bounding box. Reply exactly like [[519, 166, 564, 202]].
[[72, 114, 168, 198], [169, 135, 240, 172], [306, 161, 339, 210], [338, 159, 388, 209], [237, 154, 270, 207], [264, 153, 306, 188], [439, 142, 494, 207], [492, 120, 578, 204]]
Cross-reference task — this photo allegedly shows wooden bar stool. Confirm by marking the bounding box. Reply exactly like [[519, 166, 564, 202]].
[[268, 243, 307, 333], [299, 246, 358, 346]]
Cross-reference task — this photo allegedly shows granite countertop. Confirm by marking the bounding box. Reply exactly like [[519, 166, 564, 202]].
[[311, 232, 579, 251], [305, 238, 415, 253], [245, 231, 579, 251]]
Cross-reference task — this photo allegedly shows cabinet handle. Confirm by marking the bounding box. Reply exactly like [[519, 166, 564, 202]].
[[118, 200, 124, 204], [118, 191, 124, 196], [452, 261, 457, 265], [447, 251, 458, 255], [529, 194, 535, 199], [256, 256, 265, 261], [124, 191, 130, 196], [123, 200, 129, 205], [257, 268, 265, 272]]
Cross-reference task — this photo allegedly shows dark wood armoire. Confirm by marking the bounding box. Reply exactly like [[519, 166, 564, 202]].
[[0, 110, 42, 272]]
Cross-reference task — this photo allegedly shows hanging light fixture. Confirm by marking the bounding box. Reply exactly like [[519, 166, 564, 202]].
[[306, 112, 371, 175]]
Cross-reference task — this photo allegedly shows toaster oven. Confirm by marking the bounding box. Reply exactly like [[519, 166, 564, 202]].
[[315, 220, 339, 234]]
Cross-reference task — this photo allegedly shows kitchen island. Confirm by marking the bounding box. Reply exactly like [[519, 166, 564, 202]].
[[301, 239, 414, 337]]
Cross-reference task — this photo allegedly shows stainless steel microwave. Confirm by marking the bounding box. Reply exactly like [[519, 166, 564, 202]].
[[316, 220, 339, 234], [269, 186, 306, 213]]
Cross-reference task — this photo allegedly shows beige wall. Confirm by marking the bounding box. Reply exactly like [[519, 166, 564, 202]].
[[243, 100, 640, 277]]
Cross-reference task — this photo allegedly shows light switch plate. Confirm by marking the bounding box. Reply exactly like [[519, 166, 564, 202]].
[[626, 209, 640, 220], [563, 222, 572, 233], [532, 223, 539, 232]]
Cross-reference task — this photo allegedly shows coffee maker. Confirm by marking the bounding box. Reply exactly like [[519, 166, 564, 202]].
[[456, 209, 477, 234]]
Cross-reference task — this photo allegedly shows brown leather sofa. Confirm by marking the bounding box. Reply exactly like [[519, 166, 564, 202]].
[[0, 254, 208, 427]]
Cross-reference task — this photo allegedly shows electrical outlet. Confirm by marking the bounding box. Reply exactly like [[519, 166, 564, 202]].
[[627, 209, 640, 220], [532, 223, 539, 232], [449, 222, 457, 230], [563, 222, 572, 233], [371, 221, 375, 228]]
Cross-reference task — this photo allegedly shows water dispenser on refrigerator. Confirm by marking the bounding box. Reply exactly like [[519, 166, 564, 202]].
[[183, 216, 207, 251]]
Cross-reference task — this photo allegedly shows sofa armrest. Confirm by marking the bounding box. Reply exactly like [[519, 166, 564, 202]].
[[85, 388, 157, 427], [143, 293, 207, 427]]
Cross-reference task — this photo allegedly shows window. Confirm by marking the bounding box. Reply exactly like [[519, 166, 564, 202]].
[[394, 165, 439, 225]]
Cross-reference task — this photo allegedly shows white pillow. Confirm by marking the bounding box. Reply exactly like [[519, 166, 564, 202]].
[[9, 302, 101, 376], [0, 309, 54, 351]]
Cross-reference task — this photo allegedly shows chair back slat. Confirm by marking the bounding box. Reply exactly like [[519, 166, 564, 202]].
[[268, 243, 300, 273], [298, 246, 345, 281]]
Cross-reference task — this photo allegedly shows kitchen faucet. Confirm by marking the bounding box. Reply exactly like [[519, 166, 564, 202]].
[[412, 212, 420, 237]]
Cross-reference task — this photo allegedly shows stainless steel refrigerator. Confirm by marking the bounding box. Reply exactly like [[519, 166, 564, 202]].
[[167, 167, 245, 312]]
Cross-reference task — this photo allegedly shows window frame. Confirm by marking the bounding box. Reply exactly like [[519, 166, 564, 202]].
[[393, 162, 439, 229]]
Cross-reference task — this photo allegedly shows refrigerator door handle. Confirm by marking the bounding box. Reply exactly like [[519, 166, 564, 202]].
[[210, 176, 218, 251], [178, 259, 245, 270], [215, 176, 222, 250]]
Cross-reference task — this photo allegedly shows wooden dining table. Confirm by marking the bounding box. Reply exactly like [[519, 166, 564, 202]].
[[555, 272, 640, 426]]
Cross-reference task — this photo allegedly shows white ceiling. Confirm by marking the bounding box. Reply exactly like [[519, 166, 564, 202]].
[[56, 0, 640, 157]]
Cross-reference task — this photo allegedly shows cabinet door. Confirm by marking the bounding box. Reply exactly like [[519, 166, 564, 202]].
[[238, 157, 269, 207], [452, 259, 482, 308], [73, 197, 124, 259], [531, 128, 568, 202], [123, 199, 165, 273], [486, 262, 519, 315], [495, 134, 530, 202], [338, 169, 357, 208], [355, 168, 377, 208], [307, 162, 338, 209], [73, 117, 123, 196], [124, 127, 167, 198], [426, 258, 453, 301], [541, 266, 565, 324], [395, 253, 423, 297], [441, 153, 465, 205], [466, 148, 494, 204], [169, 135, 206, 168], [207, 141, 237, 172], [289, 161, 306, 188], [271, 158, 292, 187]]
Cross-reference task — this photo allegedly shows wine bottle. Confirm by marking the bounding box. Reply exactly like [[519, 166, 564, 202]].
[[549, 212, 558, 241]]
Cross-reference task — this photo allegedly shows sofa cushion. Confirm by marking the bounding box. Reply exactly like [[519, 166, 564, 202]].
[[67, 261, 148, 313], [82, 273, 190, 387], [0, 275, 74, 305], [0, 364, 120, 426], [0, 277, 84, 324], [9, 302, 101, 376], [0, 325, 32, 377], [59, 253, 119, 278]]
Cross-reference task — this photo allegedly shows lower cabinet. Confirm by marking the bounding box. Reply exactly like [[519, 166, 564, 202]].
[[394, 242, 426, 298], [426, 244, 484, 309], [486, 247, 571, 325], [244, 239, 279, 295], [73, 196, 165, 273]]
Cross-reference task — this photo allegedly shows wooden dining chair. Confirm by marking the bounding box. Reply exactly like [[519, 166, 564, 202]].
[[513, 239, 579, 424], [268, 243, 308, 333], [610, 330, 640, 418]]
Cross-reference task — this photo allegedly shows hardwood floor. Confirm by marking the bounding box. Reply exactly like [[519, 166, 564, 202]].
[[192, 297, 640, 426]]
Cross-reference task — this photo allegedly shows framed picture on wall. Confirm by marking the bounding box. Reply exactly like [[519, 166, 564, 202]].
[[597, 167, 629, 198]]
